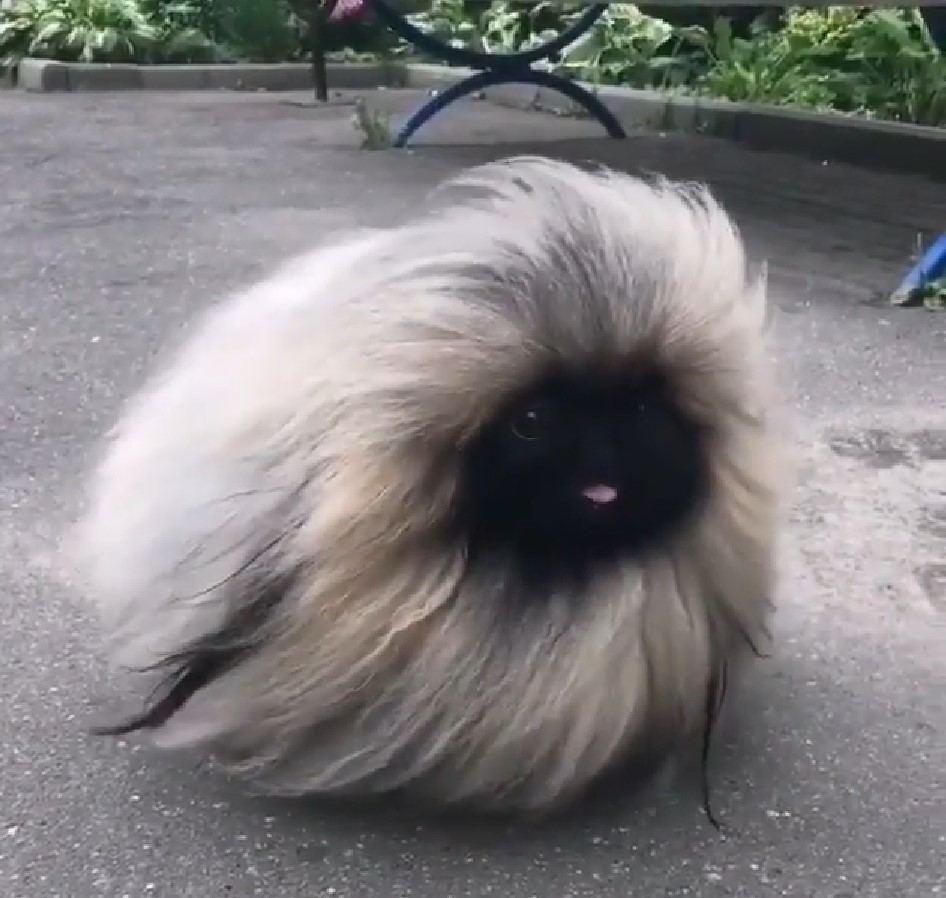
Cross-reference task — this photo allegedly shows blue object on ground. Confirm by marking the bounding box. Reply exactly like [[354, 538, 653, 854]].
[[892, 233, 946, 302], [903, 6, 946, 298], [366, 0, 626, 148]]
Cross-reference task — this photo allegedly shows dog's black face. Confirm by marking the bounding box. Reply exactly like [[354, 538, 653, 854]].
[[458, 366, 710, 585]]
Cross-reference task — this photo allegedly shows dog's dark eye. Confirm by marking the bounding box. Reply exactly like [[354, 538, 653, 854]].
[[510, 402, 553, 441]]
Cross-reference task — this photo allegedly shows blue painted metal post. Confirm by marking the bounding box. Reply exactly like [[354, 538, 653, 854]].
[[913, 8, 946, 303], [892, 234, 946, 303]]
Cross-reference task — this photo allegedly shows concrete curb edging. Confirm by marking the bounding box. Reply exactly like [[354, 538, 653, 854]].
[[402, 64, 946, 182], [12, 57, 946, 180], [15, 58, 405, 93]]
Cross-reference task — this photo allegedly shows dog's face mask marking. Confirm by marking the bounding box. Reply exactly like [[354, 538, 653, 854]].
[[459, 367, 710, 580]]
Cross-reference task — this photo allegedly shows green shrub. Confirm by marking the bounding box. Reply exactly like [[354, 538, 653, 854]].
[[0, 0, 158, 68], [140, 0, 216, 39], [540, 3, 703, 90], [215, 0, 301, 63], [694, 15, 839, 109], [0, 0, 226, 69], [699, 7, 946, 124], [399, 2, 946, 127], [396, 0, 490, 55], [141, 0, 220, 62], [2, 0, 944, 128]]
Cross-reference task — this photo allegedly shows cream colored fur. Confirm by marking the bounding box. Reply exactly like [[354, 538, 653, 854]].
[[71, 156, 785, 813]]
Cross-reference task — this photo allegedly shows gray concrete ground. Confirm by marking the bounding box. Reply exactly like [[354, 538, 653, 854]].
[[1, 89, 944, 898]]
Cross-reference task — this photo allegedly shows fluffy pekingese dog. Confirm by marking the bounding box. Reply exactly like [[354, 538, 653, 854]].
[[72, 156, 784, 818]]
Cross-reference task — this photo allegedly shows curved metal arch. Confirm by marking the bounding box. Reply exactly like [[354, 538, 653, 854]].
[[392, 66, 626, 148], [363, 0, 625, 146]]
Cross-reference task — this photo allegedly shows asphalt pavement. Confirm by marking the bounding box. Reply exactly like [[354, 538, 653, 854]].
[[1, 88, 943, 898]]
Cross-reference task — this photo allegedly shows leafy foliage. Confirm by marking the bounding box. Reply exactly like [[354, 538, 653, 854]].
[[397, 0, 488, 53], [1, 0, 944, 127], [215, 0, 300, 63], [892, 277, 946, 310], [699, 7, 946, 123], [400, 2, 946, 127], [0, 0, 159, 68], [0, 0, 303, 70], [136, 0, 218, 62]]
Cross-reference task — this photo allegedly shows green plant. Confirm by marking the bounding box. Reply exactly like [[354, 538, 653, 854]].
[[480, 0, 579, 55], [0, 0, 158, 70], [892, 278, 946, 310], [142, 0, 220, 62], [0, 0, 44, 69], [400, 3, 946, 128], [0, 0, 226, 69], [214, 0, 300, 63], [699, 7, 946, 124], [141, 0, 215, 38], [555, 5, 713, 90], [832, 8, 946, 125], [565, 4, 669, 84], [394, 0, 489, 56], [696, 16, 838, 109], [152, 21, 219, 62], [3, 0, 944, 130]]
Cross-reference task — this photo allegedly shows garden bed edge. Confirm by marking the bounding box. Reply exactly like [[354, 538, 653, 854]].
[[402, 64, 946, 182], [15, 58, 402, 93], [14, 58, 946, 181]]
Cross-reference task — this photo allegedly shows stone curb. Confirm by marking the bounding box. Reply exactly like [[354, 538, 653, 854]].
[[12, 58, 945, 180], [15, 59, 405, 93], [402, 64, 946, 182]]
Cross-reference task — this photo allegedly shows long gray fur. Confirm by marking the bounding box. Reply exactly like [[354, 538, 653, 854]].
[[69, 156, 787, 814]]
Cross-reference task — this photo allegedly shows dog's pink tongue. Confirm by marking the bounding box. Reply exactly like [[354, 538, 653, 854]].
[[582, 484, 618, 504]]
